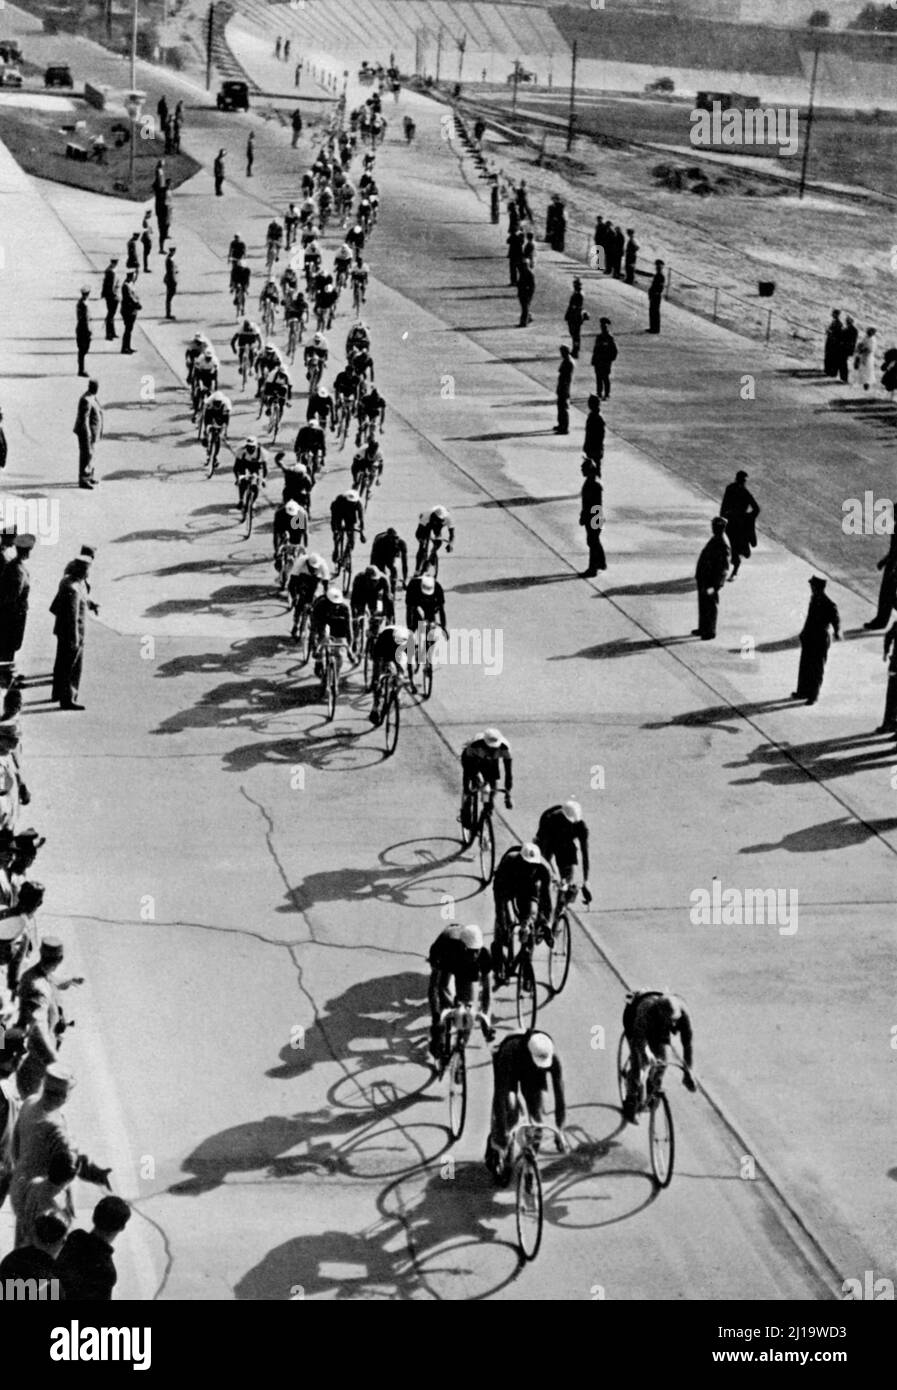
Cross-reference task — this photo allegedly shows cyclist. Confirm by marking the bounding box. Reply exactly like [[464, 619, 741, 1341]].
[[351, 564, 394, 640], [533, 801, 592, 905], [284, 286, 309, 343], [621, 990, 696, 1125], [299, 191, 317, 225], [202, 388, 232, 451], [284, 202, 300, 250], [315, 276, 339, 332], [294, 419, 326, 474], [260, 363, 292, 428], [230, 318, 262, 376], [192, 349, 219, 421], [227, 232, 247, 286], [255, 340, 284, 398], [403, 572, 445, 689], [304, 331, 329, 389], [310, 583, 354, 693], [330, 489, 365, 565], [273, 496, 308, 557], [233, 436, 268, 513], [334, 241, 353, 290], [280, 261, 299, 307], [289, 551, 329, 639], [334, 362, 362, 423], [486, 1031, 567, 1183], [357, 194, 373, 235], [427, 923, 494, 1067], [303, 237, 322, 285], [231, 257, 251, 312], [367, 620, 408, 725], [266, 217, 284, 265], [259, 275, 281, 329], [415, 506, 454, 573], [350, 437, 383, 493], [460, 729, 513, 834], [346, 321, 370, 357], [185, 332, 211, 385], [370, 527, 408, 593], [491, 843, 553, 985], [355, 383, 386, 445], [346, 222, 365, 258], [318, 184, 334, 227], [349, 343, 375, 389], [350, 258, 369, 308]]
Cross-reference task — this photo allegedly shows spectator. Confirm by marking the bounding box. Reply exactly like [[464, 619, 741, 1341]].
[[854, 327, 877, 392], [120, 271, 141, 354], [564, 277, 588, 358], [15, 936, 69, 1098], [164, 246, 178, 320], [0, 533, 34, 680], [284, 38, 291, 62], [75, 287, 91, 378], [517, 261, 535, 327], [624, 229, 638, 285], [0, 405, 6, 471], [555, 345, 573, 435], [515, 180, 532, 223], [823, 309, 842, 377], [100, 258, 120, 341], [839, 315, 858, 383], [592, 216, 606, 271], [156, 95, 168, 129], [246, 131, 255, 178], [647, 260, 666, 334], [610, 225, 625, 278], [693, 517, 730, 640], [291, 108, 303, 148], [579, 460, 606, 576], [0, 1026, 26, 1208], [719, 470, 760, 580], [791, 576, 840, 704], [50, 559, 90, 709], [56, 1195, 131, 1302], [214, 149, 226, 197], [863, 533, 897, 630], [591, 318, 618, 400], [12, 1150, 76, 1249], [582, 395, 605, 470], [522, 231, 536, 269], [878, 621, 897, 734], [545, 194, 566, 252], [507, 226, 524, 286], [125, 231, 140, 283], [72, 378, 102, 490], [140, 213, 152, 273], [0, 1211, 68, 1295]]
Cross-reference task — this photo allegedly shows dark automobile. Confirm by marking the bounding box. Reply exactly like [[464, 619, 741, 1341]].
[[216, 79, 249, 112], [45, 63, 74, 87]]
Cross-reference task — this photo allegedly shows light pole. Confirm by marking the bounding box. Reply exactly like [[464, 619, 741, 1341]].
[[125, 89, 145, 196], [130, 0, 138, 92]]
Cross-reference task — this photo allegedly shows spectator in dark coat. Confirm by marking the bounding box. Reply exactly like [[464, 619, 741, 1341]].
[[624, 229, 638, 285], [648, 260, 666, 333], [50, 559, 89, 708], [0, 1212, 68, 1294], [839, 315, 858, 383], [507, 228, 524, 286], [564, 277, 589, 358], [555, 345, 573, 434], [720, 470, 760, 578], [791, 576, 840, 703], [693, 517, 730, 639], [823, 309, 842, 377], [582, 395, 605, 469], [545, 194, 566, 252], [878, 621, 897, 733], [120, 272, 141, 354], [580, 460, 606, 576], [864, 532, 897, 629], [214, 149, 226, 196], [517, 262, 535, 326], [0, 405, 7, 471], [591, 318, 618, 399], [163, 247, 178, 319], [610, 225, 625, 278], [100, 258, 120, 341], [75, 288, 91, 378], [56, 1195, 131, 1301]]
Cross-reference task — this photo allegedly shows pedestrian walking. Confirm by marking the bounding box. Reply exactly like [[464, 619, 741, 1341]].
[[50, 559, 90, 707], [840, 315, 858, 383], [295, 60, 302, 88], [507, 227, 524, 287], [0, 533, 34, 679], [693, 517, 730, 640], [214, 149, 226, 196], [125, 231, 140, 283], [516, 261, 535, 327], [854, 327, 877, 392], [163, 246, 178, 320], [823, 309, 842, 377], [647, 260, 666, 334], [591, 318, 617, 399], [791, 576, 840, 703], [156, 95, 169, 130], [100, 258, 119, 341], [75, 288, 91, 378], [545, 194, 566, 252], [140, 215, 152, 273], [878, 622, 897, 733], [582, 395, 605, 469], [863, 533, 897, 630], [564, 277, 589, 358], [120, 272, 141, 354], [610, 225, 625, 278], [719, 470, 760, 579], [245, 131, 255, 178], [291, 107, 303, 147], [579, 460, 606, 575], [72, 379, 102, 491], [555, 345, 573, 434], [624, 229, 638, 285]]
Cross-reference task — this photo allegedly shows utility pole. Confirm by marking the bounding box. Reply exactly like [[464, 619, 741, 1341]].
[[798, 43, 820, 200], [206, 2, 214, 91], [435, 27, 443, 84], [566, 39, 577, 151], [457, 34, 466, 83], [511, 58, 519, 115], [130, 0, 138, 92]]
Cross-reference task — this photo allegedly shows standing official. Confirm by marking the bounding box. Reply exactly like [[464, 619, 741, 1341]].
[[125, 231, 140, 283], [50, 559, 89, 709], [507, 226, 524, 287], [140, 213, 153, 273], [0, 533, 34, 678], [648, 260, 666, 334], [120, 272, 141, 354], [516, 261, 535, 327], [582, 395, 605, 470], [791, 576, 840, 704], [214, 149, 226, 196], [624, 229, 638, 285], [693, 517, 730, 640], [75, 288, 91, 378], [163, 246, 178, 320], [554, 345, 574, 435], [73, 380, 102, 490], [245, 131, 255, 178], [591, 319, 617, 400], [580, 461, 606, 576], [564, 277, 589, 358], [100, 258, 120, 341]]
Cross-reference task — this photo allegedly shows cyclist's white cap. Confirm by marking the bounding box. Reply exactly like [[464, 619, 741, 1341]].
[[562, 799, 583, 823], [392, 625, 410, 645], [483, 728, 504, 748], [326, 584, 343, 602], [433, 505, 448, 520], [266, 341, 277, 351], [307, 553, 326, 573], [246, 436, 258, 447], [345, 489, 360, 503], [521, 842, 541, 864], [285, 500, 300, 516], [527, 1032, 554, 1069], [459, 924, 483, 950], [420, 575, 435, 595]]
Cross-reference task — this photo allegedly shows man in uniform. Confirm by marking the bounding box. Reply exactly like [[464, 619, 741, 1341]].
[[75, 287, 91, 378], [73, 379, 103, 490], [590, 318, 617, 400], [50, 558, 90, 709], [164, 246, 178, 320], [693, 517, 730, 640], [564, 277, 588, 359], [214, 148, 226, 196], [100, 258, 120, 341], [791, 576, 841, 705], [582, 395, 605, 470], [0, 533, 34, 680], [647, 259, 666, 334], [555, 344, 574, 434], [580, 460, 606, 576]]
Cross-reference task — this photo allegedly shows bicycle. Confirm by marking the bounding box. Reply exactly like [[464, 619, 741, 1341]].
[[263, 391, 286, 442], [291, 595, 313, 662], [460, 780, 502, 885], [334, 395, 354, 450], [239, 473, 263, 539], [352, 278, 367, 315], [233, 282, 246, 319], [362, 608, 386, 690], [319, 637, 346, 721], [507, 1120, 568, 1262], [408, 620, 443, 701], [205, 421, 223, 476], [616, 1029, 680, 1189], [544, 880, 575, 997], [332, 526, 356, 593], [415, 535, 448, 579], [262, 299, 277, 340], [265, 239, 280, 274], [286, 315, 305, 363], [355, 459, 378, 515], [437, 1001, 484, 1140], [239, 346, 255, 393], [275, 539, 302, 595]]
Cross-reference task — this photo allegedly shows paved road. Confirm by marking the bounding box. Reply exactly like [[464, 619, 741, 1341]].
[[0, 10, 894, 1299]]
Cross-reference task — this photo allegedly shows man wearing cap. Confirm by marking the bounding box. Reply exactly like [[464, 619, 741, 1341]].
[[582, 395, 605, 470], [534, 801, 592, 903], [101, 257, 120, 340], [460, 729, 513, 834], [50, 558, 89, 709], [579, 459, 606, 576], [405, 569, 445, 649], [65, 546, 99, 611], [10, 1066, 111, 1244], [693, 517, 730, 640], [486, 1030, 567, 1182], [647, 259, 666, 334], [72, 379, 103, 490], [0, 532, 34, 677], [622, 990, 696, 1124], [517, 258, 535, 328], [791, 576, 841, 704], [555, 345, 574, 435], [492, 843, 553, 984], [719, 471, 760, 579], [564, 277, 589, 359], [15, 936, 71, 1096], [624, 229, 639, 285], [164, 246, 178, 320], [590, 318, 617, 401], [56, 1194, 131, 1300], [214, 148, 226, 196], [120, 270, 141, 354], [426, 922, 494, 1067], [75, 287, 92, 378]]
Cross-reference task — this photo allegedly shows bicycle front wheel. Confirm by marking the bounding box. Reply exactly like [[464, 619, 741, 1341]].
[[548, 910, 572, 995], [515, 1151, 543, 1261], [325, 659, 337, 721], [616, 1031, 631, 1107], [296, 609, 311, 665], [422, 654, 434, 701], [384, 687, 399, 756], [447, 1043, 467, 1141], [515, 956, 537, 1030], [649, 1091, 675, 1189], [479, 813, 495, 885], [244, 493, 255, 540]]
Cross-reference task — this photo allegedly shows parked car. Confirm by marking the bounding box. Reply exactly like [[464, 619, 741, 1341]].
[[216, 79, 249, 112], [45, 63, 73, 88], [0, 66, 23, 88], [0, 40, 23, 64]]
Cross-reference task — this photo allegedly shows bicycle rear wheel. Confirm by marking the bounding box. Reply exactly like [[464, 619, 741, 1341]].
[[616, 1031, 631, 1107], [515, 956, 537, 1030], [384, 686, 399, 756], [447, 1042, 467, 1140], [342, 543, 353, 594], [649, 1091, 675, 1188], [325, 657, 337, 721], [515, 1151, 543, 1261], [547, 910, 571, 995], [479, 813, 495, 886], [422, 653, 434, 700], [363, 631, 373, 691]]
